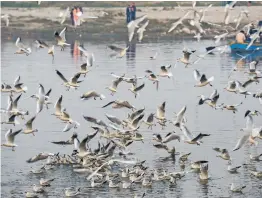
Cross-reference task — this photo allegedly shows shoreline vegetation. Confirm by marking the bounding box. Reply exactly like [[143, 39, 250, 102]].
[[1, 2, 262, 42]]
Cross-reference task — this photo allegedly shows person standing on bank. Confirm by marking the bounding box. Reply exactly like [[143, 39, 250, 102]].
[[73, 7, 78, 28], [131, 2, 136, 21], [126, 4, 131, 24], [70, 8, 75, 26]]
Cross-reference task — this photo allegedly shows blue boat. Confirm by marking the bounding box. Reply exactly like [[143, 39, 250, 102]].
[[230, 42, 262, 52]]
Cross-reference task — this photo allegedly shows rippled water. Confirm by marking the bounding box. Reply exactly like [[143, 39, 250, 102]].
[[1, 38, 262, 198]]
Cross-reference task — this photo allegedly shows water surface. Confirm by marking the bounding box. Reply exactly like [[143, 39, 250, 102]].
[[1, 38, 262, 198]]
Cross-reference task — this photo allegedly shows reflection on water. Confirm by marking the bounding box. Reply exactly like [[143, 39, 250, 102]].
[[126, 42, 136, 68], [1, 38, 262, 198], [70, 40, 81, 64], [230, 50, 262, 65]]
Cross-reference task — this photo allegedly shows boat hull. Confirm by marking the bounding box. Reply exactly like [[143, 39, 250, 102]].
[[230, 43, 262, 52]]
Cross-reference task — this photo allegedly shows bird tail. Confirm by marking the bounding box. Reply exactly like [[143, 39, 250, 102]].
[[22, 86, 28, 92], [15, 119, 20, 125], [100, 94, 106, 99], [208, 76, 214, 82]]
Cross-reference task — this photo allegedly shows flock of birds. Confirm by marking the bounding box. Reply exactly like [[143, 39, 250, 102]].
[[1, 1, 262, 198]]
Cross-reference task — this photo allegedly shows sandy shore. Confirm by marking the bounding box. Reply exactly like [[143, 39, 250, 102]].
[[1, 6, 262, 41]]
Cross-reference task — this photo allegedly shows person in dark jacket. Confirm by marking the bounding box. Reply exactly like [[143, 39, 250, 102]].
[[131, 2, 136, 21], [249, 23, 257, 35], [70, 8, 75, 26], [126, 5, 131, 24]]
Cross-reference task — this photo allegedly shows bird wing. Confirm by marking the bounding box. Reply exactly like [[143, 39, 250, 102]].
[[242, 79, 254, 88], [180, 125, 194, 140], [83, 116, 98, 124], [245, 115, 253, 130], [110, 73, 123, 79], [194, 70, 201, 81], [228, 1, 237, 8], [54, 95, 62, 113], [13, 75, 20, 85], [15, 37, 25, 49], [8, 114, 17, 122], [133, 14, 147, 26], [102, 101, 115, 108], [78, 45, 88, 54], [246, 35, 257, 50], [79, 136, 89, 153], [200, 74, 208, 83], [134, 83, 145, 92], [56, 70, 68, 83], [8, 129, 22, 144], [60, 7, 69, 24], [160, 66, 168, 73], [108, 45, 123, 52], [131, 114, 144, 127], [71, 72, 81, 84], [233, 134, 249, 151], [25, 116, 36, 129], [127, 21, 136, 42], [86, 53, 94, 66], [137, 20, 149, 33], [157, 102, 165, 118], [182, 10, 192, 20], [183, 51, 191, 60], [195, 20, 204, 33], [251, 127, 262, 138], [59, 27, 67, 41], [229, 81, 236, 89], [63, 122, 76, 132], [211, 94, 219, 103], [80, 63, 87, 71], [38, 84, 45, 96], [112, 78, 122, 89], [45, 88, 52, 97], [141, 20, 149, 29], [209, 89, 218, 100], [105, 114, 121, 125], [163, 133, 180, 143], [51, 140, 70, 145], [74, 138, 80, 150], [233, 102, 243, 107], [146, 113, 154, 122], [36, 100, 44, 114], [6, 96, 13, 111], [168, 21, 180, 33], [5, 129, 12, 142], [13, 93, 22, 110], [176, 106, 187, 124], [191, 133, 210, 142]]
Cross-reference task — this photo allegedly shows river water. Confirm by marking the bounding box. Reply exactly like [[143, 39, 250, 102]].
[[1, 37, 262, 198]]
